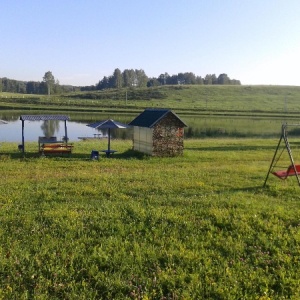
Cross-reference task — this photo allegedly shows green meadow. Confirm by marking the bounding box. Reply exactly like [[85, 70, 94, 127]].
[[1, 138, 300, 299], [2, 85, 300, 118]]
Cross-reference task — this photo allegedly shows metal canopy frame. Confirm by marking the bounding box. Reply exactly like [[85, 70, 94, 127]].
[[19, 115, 70, 156], [264, 123, 300, 187]]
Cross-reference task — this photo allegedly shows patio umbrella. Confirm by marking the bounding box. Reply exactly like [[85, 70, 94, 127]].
[[86, 119, 129, 156]]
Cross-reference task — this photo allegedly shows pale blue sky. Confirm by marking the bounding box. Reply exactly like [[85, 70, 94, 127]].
[[1, 0, 300, 86]]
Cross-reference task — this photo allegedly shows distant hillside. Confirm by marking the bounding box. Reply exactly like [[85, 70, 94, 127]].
[[1, 85, 300, 117], [62, 85, 300, 113]]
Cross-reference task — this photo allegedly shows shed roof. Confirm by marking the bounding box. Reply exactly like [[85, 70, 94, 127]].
[[128, 109, 187, 128], [20, 115, 70, 121]]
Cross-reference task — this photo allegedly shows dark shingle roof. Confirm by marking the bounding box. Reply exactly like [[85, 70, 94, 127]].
[[128, 109, 187, 128], [20, 115, 70, 121]]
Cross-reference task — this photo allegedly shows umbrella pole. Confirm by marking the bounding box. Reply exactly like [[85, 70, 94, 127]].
[[108, 128, 111, 152]]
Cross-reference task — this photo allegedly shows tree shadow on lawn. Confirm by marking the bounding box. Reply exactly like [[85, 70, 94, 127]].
[[224, 186, 265, 193], [210, 186, 275, 198], [185, 144, 276, 152], [217, 184, 300, 195], [0, 149, 148, 161], [0, 152, 90, 160]]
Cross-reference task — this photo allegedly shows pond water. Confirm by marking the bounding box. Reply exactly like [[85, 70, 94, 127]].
[[0, 119, 103, 142], [0, 111, 136, 142], [0, 110, 291, 142]]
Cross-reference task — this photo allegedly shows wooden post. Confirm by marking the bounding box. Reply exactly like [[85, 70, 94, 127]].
[[21, 119, 25, 156], [64, 120, 68, 142]]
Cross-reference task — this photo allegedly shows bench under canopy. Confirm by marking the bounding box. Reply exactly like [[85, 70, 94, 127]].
[[19, 114, 70, 155]]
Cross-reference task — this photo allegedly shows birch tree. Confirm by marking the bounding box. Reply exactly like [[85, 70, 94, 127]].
[[43, 71, 55, 96]]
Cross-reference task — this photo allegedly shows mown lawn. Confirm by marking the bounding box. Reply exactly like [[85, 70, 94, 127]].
[[0, 139, 300, 299]]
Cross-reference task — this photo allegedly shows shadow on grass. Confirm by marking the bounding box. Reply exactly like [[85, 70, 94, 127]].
[[0, 149, 149, 161], [118, 149, 149, 159], [218, 184, 300, 196], [227, 186, 265, 193], [185, 145, 276, 152], [0, 152, 94, 160], [212, 186, 278, 197]]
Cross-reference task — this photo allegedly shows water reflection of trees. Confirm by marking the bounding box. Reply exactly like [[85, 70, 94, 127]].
[[0, 112, 20, 121], [41, 120, 60, 138]]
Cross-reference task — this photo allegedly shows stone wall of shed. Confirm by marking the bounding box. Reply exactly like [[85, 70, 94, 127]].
[[152, 113, 184, 157]]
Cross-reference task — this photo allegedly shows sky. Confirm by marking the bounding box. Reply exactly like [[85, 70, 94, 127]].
[[1, 0, 300, 87]]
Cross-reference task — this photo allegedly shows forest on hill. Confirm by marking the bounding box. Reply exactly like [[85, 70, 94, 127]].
[[0, 69, 241, 95]]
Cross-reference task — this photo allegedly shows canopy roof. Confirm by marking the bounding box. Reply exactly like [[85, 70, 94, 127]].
[[87, 119, 129, 129], [20, 115, 70, 121]]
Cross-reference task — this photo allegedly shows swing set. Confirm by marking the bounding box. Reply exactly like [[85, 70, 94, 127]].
[[264, 123, 300, 187]]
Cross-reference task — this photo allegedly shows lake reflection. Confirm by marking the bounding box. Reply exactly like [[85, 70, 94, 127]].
[[0, 110, 288, 142], [41, 120, 60, 138], [1, 120, 131, 142]]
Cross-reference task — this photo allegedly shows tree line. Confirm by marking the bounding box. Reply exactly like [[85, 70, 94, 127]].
[[81, 69, 241, 91], [0, 69, 241, 94], [0, 72, 79, 95]]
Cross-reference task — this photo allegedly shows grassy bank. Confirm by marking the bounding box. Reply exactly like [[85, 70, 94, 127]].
[[0, 139, 300, 299], [2, 85, 300, 118]]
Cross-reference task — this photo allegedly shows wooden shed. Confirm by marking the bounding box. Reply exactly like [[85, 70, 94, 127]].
[[128, 108, 187, 157]]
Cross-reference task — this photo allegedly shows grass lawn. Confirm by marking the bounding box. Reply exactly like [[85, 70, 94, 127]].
[[0, 138, 300, 299]]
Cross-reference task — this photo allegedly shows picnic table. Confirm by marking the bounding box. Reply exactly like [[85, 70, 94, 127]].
[[100, 149, 117, 157]]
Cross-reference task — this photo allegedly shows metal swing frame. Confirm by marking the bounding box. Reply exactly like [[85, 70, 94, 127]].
[[263, 123, 300, 187]]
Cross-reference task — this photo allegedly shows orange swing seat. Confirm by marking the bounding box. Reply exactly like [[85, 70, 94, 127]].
[[272, 164, 300, 180]]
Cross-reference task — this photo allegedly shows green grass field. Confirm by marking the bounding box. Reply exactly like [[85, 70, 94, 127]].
[[1, 139, 300, 299]]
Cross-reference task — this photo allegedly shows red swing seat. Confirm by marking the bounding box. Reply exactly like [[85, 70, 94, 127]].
[[272, 164, 300, 180]]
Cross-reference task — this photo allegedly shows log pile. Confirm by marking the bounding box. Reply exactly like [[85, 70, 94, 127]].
[[152, 114, 184, 157]]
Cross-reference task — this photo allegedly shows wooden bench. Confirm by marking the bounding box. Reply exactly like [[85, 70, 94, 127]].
[[38, 136, 57, 152], [40, 143, 73, 156]]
